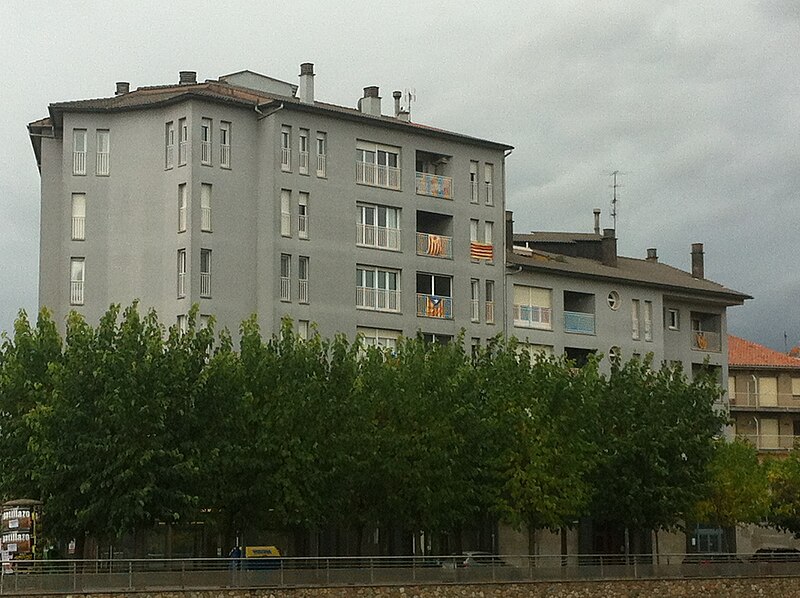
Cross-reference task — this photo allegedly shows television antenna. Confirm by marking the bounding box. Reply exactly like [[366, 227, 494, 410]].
[[608, 170, 625, 232], [402, 87, 416, 118]]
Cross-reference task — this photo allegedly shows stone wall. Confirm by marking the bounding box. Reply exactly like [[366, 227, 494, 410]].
[[27, 578, 800, 598]]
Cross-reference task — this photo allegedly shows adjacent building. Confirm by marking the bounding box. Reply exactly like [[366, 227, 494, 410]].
[[29, 65, 511, 345]]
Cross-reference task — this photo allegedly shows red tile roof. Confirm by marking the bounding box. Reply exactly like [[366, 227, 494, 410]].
[[728, 335, 800, 369]]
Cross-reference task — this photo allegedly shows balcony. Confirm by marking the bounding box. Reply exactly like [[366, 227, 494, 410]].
[[357, 224, 401, 251], [281, 147, 291, 171], [299, 280, 309, 304], [357, 287, 401, 312], [220, 144, 230, 168], [692, 331, 721, 352], [177, 273, 186, 298], [471, 299, 479, 322], [356, 161, 401, 190], [485, 181, 493, 205], [299, 150, 309, 174], [299, 214, 308, 239], [200, 273, 211, 298], [165, 145, 174, 169], [415, 172, 453, 199], [73, 151, 86, 175], [201, 207, 212, 232], [316, 154, 326, 177], [280, 276, 290, 301], [485, 301, 495, 324], [178, 141, 187, 166], [96, 151, 109, 176], [564, 311, 595, 335], [738, 433, 796, 451], [416, 232, 452, 259], [416, 294, 453, 319], [70, 281, 84, 305], [201, 141, 211, 165], [513, 304, 552, 330], [71, 216, 85, 241], [730, 392, 800, 411]]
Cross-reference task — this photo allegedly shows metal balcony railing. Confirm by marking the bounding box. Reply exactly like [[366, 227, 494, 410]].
[[70, 281, 84, 305], [357, 224, 401, 250], [220, 144, 231, 168], [281, 147, 291, 171], [692, 331, 721, 352], [730, 392, 800, 409], [471, 298, 480, 322], [298, 215, 308, 239], [485, 301, 495, 324], [471, 180, 479, 203], [177, 273, 186, 298], [416, 232, 452, 259], [513, 304, 552, 329], [356, 161, 401, 190], [316, 154, 326, 177], [738, 433, 797, 451], [178, 141, 187, 166], [73, 151, 86, 175], [178, 208, 187, 232], [485, 181, 493, 205], [280, 277, 290, 301], [201, 207, 212, 232], [415, 172, 453, 199], [299, 280, 309, 304], [416, 294, 453, 319], [299, 150, 309, 174], [96, 151, 110, 176], [165, 145, 174, 169], [356, 287, 401, 312], [71, 216, 85, 241], [200, 273, 211, 298], [564, 311, 595, 335], [281, 212, 291, 236], [201, 141, 211, 165]]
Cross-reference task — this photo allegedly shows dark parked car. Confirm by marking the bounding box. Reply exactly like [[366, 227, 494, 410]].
[[750, 548, 800, 562]]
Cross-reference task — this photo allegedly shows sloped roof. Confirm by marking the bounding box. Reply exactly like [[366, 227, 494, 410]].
[[728, 335, 800, 369], [514, 232, 603, 244], [508, 247, 750, 305]]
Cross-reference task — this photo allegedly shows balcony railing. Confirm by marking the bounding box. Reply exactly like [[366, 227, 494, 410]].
[[316, 154, 326, 177], [199, 273, 211, 298], [96, 152, 109, 176], [356, 287, 401, 312], [177, 273, 186, 298], [564, 311, 595, 335], [356, 161, 401, 190], [299, 280, 309, 304], [416, 232, 452, 259], [738, 433, 797, 451], [73, 151, 86, 175], [201, 141, 211, 165], [280, 276, 290, 301], [299, 151, 309, 174], [471, 299, 479, 322], [281, 147, 291, 171], [471, 180, 479, 203], [692, 331, 721, 352], [201, 207, 212, 232], [357, 223, 401, 251], [71, 216, 85, 241], [485, 301, 495, 324], [178, 208, 187, 232], [416, 294, 453, 319], [220, 144, 230, 168], [178, 141, 187, 166], [485, 181, 493, 205], [281, 212, 291, 236], [513, 304, 552, 329], [70, 281, 84, 305], [730, 392, 800, 409], [165, 145, 174, 169], [415, 172, 453, 199], [299, 215, 308, 239]]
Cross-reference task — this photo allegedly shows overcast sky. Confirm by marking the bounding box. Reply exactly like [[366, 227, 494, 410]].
[[2, 0, 798, 350]]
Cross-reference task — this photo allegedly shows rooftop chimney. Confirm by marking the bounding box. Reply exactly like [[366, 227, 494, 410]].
[[115, 81, 130, 96], [179, 71, 197, 85], [505, 210, 514, 254], [601, 228, 617, 267], [593, 208, 601, 235], [393, 90, 402, 117], [299, 63, 315, 104], [691, 243, 704, 279], [646, 248, 658, 262], [358, 86, 381, 117]]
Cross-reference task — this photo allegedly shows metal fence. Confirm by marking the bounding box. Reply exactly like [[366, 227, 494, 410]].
[[2, 553, 799, 595]]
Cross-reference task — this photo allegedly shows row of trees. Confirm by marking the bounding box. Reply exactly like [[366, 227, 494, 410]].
[[0, 303, 796, 555]]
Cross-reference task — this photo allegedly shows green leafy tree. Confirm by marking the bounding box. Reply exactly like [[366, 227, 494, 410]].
[[767, 451, 800, 537]]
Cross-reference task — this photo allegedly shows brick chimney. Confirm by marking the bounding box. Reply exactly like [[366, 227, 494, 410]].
[[299, 63, 315, 103], [601, 229, 617, 267], [179, 71, 197, 85], [505, 211, 514, 254], [115, 82, 130, 96], [691, 243, 704, 278], [358, 86, 381, 116], [646, 248, 658, 262]]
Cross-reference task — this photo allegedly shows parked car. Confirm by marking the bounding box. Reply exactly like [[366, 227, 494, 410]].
[[750, 548, 800, 562]]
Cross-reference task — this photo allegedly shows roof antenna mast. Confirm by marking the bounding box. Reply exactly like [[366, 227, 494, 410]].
[[403, 88, 416, 119], [609, 170, 624, 232]]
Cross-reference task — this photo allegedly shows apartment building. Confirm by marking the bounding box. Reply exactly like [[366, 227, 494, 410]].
[[28, 65, 511, 343]]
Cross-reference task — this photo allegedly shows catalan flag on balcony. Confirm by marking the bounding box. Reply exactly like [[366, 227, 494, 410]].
[[426, 295, 445, 318], [470, 242, 494, 261], [427, 234, 444, 256]]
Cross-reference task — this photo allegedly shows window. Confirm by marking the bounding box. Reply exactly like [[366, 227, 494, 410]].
[[280, 254, 291, 301], [471, 279, 480, 322], [607, 291, 620, 310], [358, 327, 401, 350], [416, 273, 453, 319], [513, 285, 552, 329], [643, 300, 653, 341], [201, 183, 212, 232], [165, 122, 175, 169], [357, 204, 400, 250], [177, 314, 188, 334], [298, 192, 309, 239], [484, 221, 494, 246], [299, 128, 309, 174], [200, 118, 212, 165], [178, 118, 188, 166], [667, 308, 680, 330], [298, 320, 310, 340], [632, 299, 641, 340], [178, 184, 187, 232], [316, 132, 327, 177], [220, 121, 231, 168], [357, 266, 400, 312], [356, 141, 400, 189], [470, 161, 479, 203], [72, 129, 87, 175], [470, 219, 479, 242], [70, 257, 85, 305], [484, 163, 494, 205], [484, 280, 495, 324], [96, 130, 110, 176], [177, 249, 187, 298], [280, 189, 291, 237], [71, 193, 85, 241], [298, 256, 309, 304], [792, 378, 800, 397], [200, 249, 211, 298], [281, 126, 291, 171]]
